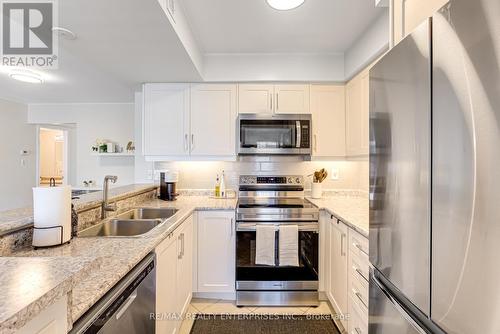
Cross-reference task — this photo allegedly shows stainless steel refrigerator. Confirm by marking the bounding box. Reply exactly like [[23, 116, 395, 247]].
[[369, 0, 500, 333]]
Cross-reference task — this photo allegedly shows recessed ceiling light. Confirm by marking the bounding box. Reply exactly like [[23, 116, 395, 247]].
[[52, 27, 77, 40], [9, 69, 44, 84], [266, 0, 305, 10]]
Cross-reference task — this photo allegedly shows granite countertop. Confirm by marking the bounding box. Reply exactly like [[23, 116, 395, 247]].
[[307, 195, 369, 237], [3, 195, 237, 332], [0, 256, 99, 333], [0, 184, 157, 236]]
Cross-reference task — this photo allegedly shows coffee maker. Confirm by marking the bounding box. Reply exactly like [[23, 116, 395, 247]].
[[160, 171, 179, 201]]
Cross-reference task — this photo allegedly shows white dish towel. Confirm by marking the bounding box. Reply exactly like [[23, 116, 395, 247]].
[[255, 225, 276, 266], [279, 225, 299, 267]]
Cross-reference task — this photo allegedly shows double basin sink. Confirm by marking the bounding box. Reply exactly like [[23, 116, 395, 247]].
[[79, 208, 179, 237]]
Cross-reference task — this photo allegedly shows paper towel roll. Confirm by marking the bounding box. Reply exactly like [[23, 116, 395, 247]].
[[32, 186, 72, 247]]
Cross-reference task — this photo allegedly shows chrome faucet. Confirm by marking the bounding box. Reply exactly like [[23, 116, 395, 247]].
[[101, 175, 118, 219]]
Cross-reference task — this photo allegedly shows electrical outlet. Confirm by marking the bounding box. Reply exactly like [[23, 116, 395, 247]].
[[331, 167, 339, 180]]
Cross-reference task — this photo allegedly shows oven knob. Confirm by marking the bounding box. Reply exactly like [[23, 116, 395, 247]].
[[287, 177, 292, 184], [295, 177, 300, 184]]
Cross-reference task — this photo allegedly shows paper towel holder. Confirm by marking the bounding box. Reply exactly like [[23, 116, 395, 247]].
[[32, 225, 70, 249]]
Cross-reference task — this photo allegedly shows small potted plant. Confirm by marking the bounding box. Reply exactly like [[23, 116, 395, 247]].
[[310, 168, 328, 199]]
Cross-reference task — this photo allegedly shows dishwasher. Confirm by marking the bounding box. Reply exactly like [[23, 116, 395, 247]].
[[71, 253, 156, 334]]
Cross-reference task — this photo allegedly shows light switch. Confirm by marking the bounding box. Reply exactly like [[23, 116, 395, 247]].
[[331, 167, 339, 180]]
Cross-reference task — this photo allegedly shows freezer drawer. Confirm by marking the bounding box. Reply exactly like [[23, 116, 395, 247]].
[[369, 268, 444, 334]]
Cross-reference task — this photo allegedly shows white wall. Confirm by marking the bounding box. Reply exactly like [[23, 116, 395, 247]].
[[203, 53, 345, 82], [0, 99, 37, 211], [344, 10, 390, 80], [28, 103, 135, 187]]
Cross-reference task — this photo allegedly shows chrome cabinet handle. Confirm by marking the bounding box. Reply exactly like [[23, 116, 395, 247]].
[[354, 243, 369, 257], [352, 288, 368, 309], [354, 266, 368, 282], [314, 134, 317, 152], [276, 93, 279, 111], [231, 218, 234, 236], [191, 134, 194, 151], [178, 234, 182, 259], [184, 134, 188, 152], [341, 233, 346, 256], [181, 233, 185, 258], [270, 95, 273, 111], [354, 328, 362, 334]]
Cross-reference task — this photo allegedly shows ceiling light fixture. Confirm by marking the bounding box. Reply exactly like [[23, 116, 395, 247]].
[[266, 0, 305, 10], [9, 69, 44, 84], [52, 27, 77, 40]]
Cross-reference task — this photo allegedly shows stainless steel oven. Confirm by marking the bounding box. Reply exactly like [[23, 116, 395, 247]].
[[236, 175, 319, 307], [238, 114, 312, 155]]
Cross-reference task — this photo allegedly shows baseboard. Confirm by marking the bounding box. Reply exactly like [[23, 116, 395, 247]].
[[318, 291, 328, 301], [193, 292, 236, 301]]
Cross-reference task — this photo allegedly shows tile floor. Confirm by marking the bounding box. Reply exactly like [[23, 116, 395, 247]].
[[178, 298, 335, 334]]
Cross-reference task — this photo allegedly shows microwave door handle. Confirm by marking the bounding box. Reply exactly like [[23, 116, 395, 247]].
[[296, 121, 301, 148]]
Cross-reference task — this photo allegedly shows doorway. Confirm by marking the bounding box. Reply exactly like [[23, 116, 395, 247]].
[[38, 127, 68, 186]]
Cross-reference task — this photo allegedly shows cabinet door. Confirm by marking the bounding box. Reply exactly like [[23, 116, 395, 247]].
[[143, 83, 190, 156], [17, 296, 67, 334], [197, 211, 235, 293], [155, 233, 178, 334], [190, 84, 237, 156], [238, 84, 274, 114], [329, 219, 349, 327], [274, 84, 310, 114], [176, 216, 193, 317], [360, 71, 370, 155], [310, 85, 346, 157], [345, 77, 363, 156], [319, 211, 331, 293]]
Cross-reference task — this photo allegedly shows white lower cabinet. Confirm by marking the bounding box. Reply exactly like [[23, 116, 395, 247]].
[[328, 216, 349, 329], [17, 295, 67, 334], [321, 211, 369, 333], [196, 211, 235, 293], [155, 215, 193, 334]]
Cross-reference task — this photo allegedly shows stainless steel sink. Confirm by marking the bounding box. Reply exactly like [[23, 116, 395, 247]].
[[78, 207, 179, 237], [79, 219, 162, 237], [116, 208, 178, 220]]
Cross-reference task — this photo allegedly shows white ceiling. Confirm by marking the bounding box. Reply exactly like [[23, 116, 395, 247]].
[[182, 0, 385, 54], [0, 0, 202, 104]]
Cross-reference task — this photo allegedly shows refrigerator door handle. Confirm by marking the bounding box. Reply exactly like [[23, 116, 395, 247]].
[[371, 271, 428, 334]]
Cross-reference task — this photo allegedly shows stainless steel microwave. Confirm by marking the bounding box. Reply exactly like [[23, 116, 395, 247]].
[[238, 114, 312, 155]]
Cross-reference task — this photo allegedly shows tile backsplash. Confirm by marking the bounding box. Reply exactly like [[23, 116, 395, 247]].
[[155, 158, 368, 192]]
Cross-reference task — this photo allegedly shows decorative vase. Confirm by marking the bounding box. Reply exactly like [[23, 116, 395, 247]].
[[311, 182, 322, 199]]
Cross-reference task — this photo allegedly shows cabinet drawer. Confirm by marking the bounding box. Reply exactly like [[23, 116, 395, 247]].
[[349, 230, 369, 263], [350, 269, 369, 311], [349, 295, 368, 334]]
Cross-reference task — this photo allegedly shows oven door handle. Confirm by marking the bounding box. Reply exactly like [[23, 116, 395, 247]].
[[236, 223, 319, 232]]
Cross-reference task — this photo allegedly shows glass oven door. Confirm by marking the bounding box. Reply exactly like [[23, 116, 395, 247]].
[[236, 227, 319, 283]]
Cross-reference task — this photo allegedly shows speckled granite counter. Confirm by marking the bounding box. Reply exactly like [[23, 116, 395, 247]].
[[6, 195, 236, 331], [0, 184, 157, 236], [307, 195, 369, 237], [0, 256, 99, 333]]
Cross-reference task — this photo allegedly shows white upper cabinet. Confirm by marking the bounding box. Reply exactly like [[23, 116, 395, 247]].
[[275, 84, 310, 114], [238, 84, 310, 115], [238, 84, 274, 114], [345, 70, 369, 157], [143, 83, 190, 156], [190, 84, 237, 156], [310, 85, 346, 157]]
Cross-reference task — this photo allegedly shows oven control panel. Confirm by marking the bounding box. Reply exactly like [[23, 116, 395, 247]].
[[239, 175, 303, 185]]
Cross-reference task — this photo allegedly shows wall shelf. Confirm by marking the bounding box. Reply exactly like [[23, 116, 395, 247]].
[[91, 152, 135, 157]]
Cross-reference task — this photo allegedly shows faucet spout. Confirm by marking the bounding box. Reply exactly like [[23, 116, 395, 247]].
[[101, 175, 118, 219]]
